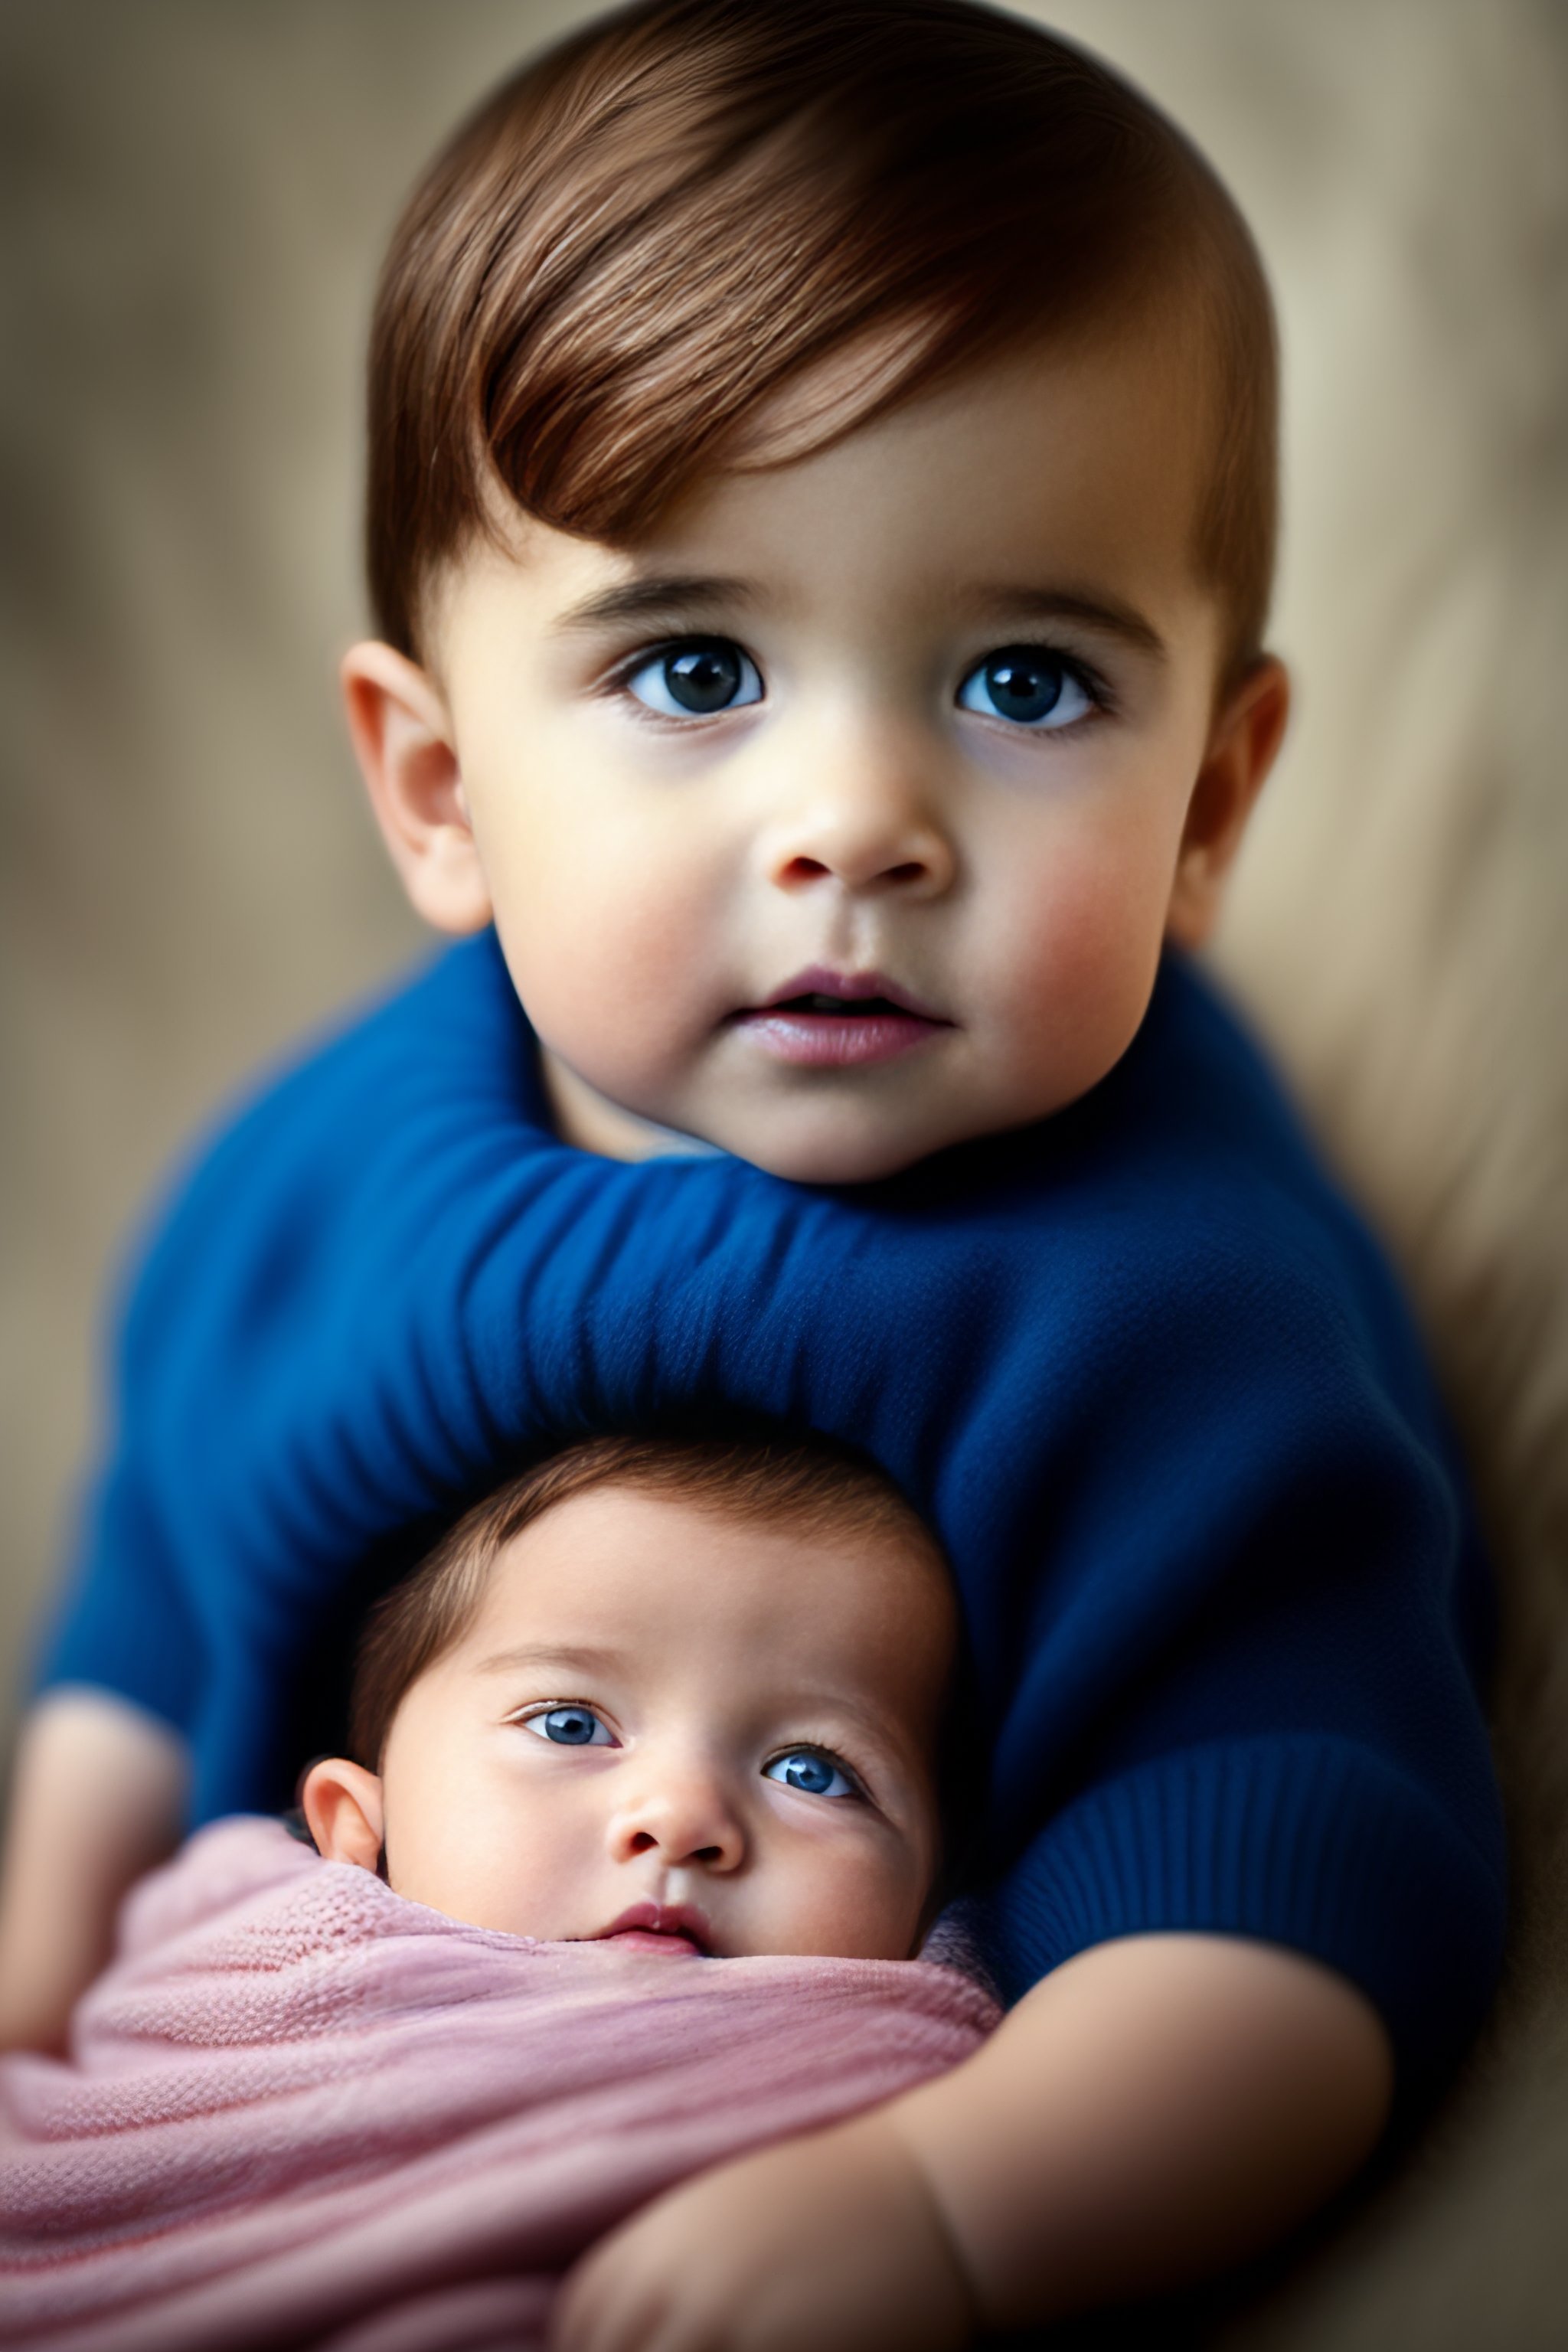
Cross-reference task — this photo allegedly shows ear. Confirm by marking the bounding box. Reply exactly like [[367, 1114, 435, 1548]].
[[340, 641, 493, 934], [1166, 655, 1290, 949], [301, 1756, 386, 1873]]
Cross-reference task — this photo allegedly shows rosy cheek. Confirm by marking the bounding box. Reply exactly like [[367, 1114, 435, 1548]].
[[523, 918, 676, 1067], [996, 836, 1171, 1088], [521, 868, 717, 1076]]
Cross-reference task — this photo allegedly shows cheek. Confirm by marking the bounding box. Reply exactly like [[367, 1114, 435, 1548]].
[[984, 796, 1187, 1089], [505, 886, 699, 1076], [486, 810, 729, 1085], [769, 1831, 932, 1960], [381, 1710, 497, 1903], [379, 1758, 466, 1909], [396, 1768, 590, 1931]]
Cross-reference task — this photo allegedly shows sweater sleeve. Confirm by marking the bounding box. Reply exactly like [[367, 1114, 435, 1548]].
[[34, 1455, 206, 1736], [952, 1230, 1506, 2107], [988, 1733, 1501, 2110], [941, 1184, 1506, 2108]]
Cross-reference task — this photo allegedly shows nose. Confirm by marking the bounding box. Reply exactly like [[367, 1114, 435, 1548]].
[[760, 730, 957, 900], [606, 1755, 746, 1875]]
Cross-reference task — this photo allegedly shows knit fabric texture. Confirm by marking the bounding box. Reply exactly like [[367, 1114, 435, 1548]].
[[38, 932, 1507, 2103]]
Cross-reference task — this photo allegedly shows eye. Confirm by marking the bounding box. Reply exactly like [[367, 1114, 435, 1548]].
[[763, 1747, 860, 1800], [623, 639, 764, 718], [956, 645, 1096, 730], [524, 1704, 615, 1748]]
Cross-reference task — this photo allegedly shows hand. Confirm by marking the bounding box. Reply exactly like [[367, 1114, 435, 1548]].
[[548, 2109, 978, 2352]]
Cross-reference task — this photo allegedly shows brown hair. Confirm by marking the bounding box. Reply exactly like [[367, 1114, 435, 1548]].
[[349, 1432, 950, 1770], [367, 0, 1278, 685]]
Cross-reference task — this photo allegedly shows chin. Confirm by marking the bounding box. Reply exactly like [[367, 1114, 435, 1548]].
[[737, 1116, 945, 1187]]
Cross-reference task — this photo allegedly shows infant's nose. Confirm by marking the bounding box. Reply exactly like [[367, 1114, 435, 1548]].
[[606, 1764, 745, 1873]]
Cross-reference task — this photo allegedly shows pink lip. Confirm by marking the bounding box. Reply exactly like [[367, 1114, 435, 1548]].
[[734, 966, 951, 1070], [593, 1902, 710, 1957]]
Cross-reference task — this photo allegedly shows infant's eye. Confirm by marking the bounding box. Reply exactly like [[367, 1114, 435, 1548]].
[[623, 639, 763, 718], [956, 645, 1094, 730], [763, 1748, 859, 1800], [525, 1704, 614, 1747]]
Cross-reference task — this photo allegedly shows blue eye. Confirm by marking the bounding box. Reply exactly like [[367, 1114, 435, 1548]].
[[526, 1705, 614, 1747], [625, 639, 764, 718], [763, 1748, 858, 1800], [956, 645, 1094, 730]]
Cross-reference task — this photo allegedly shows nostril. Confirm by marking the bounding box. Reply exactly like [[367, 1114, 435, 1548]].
[[775, 850, 935, 890], [628, 1831, 657, 1854]]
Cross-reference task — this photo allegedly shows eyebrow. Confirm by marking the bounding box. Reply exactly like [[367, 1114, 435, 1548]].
[[967, 585, 1168, 661], [552, 573, 760, 635], [474, 1642, 628, 1678], [550, 571, 1167, 662]]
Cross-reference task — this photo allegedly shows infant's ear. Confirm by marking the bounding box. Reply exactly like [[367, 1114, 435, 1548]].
[[341, 641, 493, 936], [1167, 655, 1290, 949], [300, 1756, 386, 1873]]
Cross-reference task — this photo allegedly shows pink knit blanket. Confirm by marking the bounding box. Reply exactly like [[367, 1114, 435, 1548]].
[[0, 1818, 997, 2352]]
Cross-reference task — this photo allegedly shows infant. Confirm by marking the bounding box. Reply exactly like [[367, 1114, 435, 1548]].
[[302, 1432, 959, 1961], [0, 1436, 991, 2352]]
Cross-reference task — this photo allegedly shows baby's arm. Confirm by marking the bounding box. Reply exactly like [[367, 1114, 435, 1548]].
[[551, 1932, 1393, 2350], [0, 1690, 188, 2050]]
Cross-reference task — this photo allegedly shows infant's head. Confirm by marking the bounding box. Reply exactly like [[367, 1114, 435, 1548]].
[[344, 0, 1289, 1181], [302, 1436, 957, 1961]]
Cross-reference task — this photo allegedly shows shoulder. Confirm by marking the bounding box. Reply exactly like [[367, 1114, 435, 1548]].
[[168, 929, 528, 1198], [832, 962, 1462, 1535], [1121, 955, 1440, 1392], [114, 933, 534, 1344], [1032, 955, 1426, 1361], [873, 956, 1403, 1334]]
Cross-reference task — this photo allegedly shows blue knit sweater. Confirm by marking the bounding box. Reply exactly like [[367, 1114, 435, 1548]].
[[40, 931, 1504, 2099]]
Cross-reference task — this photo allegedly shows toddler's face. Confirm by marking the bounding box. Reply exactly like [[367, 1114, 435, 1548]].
[[369, 309, 1282, 1183], [350, 1485, 952, 1960]]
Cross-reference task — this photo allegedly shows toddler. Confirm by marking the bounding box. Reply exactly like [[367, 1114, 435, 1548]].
[[2, 4, 1505, 2345]]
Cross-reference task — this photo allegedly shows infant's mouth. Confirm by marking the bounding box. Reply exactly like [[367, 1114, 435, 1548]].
[[734, 968, 950, 1070], [591, 1902, 710, 1957]]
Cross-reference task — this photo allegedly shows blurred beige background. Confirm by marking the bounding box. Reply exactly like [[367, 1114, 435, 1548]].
[[3, 4, 1566, 2344]]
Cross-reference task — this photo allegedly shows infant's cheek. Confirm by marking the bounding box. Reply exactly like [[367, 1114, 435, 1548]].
[[773, 1861, 927, 1964]]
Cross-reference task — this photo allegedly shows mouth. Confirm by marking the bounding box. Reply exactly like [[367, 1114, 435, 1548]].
[[590, 1902, 710, 1958], [733, 966, 952, 1070]]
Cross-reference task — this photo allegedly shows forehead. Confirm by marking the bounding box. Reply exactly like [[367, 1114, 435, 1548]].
[[433, 310, 1220, 673], [456, 1482, 954, 1700], [716, 308, 1212, 583]]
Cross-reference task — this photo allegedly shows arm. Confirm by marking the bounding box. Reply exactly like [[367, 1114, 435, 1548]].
[[0, 1689, 188, 2051], [895, 1932, 1393, 2326], [550, 1932, 1393, 2351], [29, 939, 1501, 2024]]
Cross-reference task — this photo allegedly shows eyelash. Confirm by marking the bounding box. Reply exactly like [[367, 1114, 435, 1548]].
[[763, 1743, 871, 1800], [602, 635, 1114, 727], [511, 1707, 871, 1800], [602, 637, 760, 729], [512, 1700, 616, 1740]]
